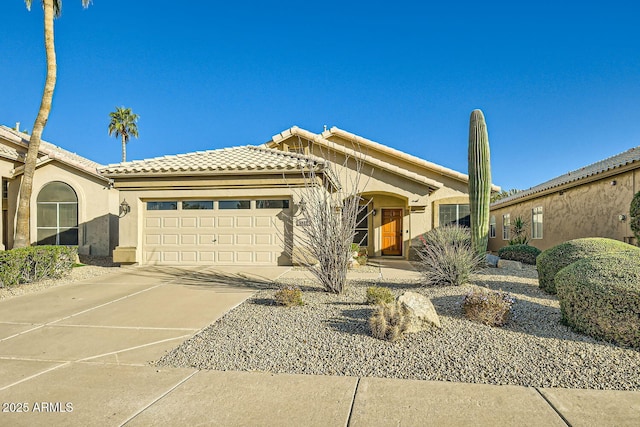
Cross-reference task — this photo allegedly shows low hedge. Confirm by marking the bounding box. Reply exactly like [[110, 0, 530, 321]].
[[498, 244, 541, 265], [555, 252, 640, 348], [536, 238, 640, 294], [0, 246, 77, 287]]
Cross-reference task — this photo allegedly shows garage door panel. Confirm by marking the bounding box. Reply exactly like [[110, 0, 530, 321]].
[[163, 251, 179, 262], [236, 217, 252, 227], [163, 217, 179, 227], [199, 234, 215, 244], [200, 217, 215, 227], [218, 234, 234, 245], [255, 252, 272, 263], [236, 234, 252, 245], [163, 234, 179, 245], [218, 217, 234, 227], [146, 234, 161, 245], [181, 252, 197, 262], [181, 234, 197, 245], [146, 218, 161, 228], [200, 251, 215, 262], [218, 251, 234, 263], [181, 217, 197, 227], [255, 234, 272, 245], [255, 216, 273, 227], [236, 252, 253, 263]]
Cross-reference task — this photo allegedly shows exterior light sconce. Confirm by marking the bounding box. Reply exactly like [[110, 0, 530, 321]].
[[618, 214, 627, 222], [372, 209, 377, 216], [611, 180, 617, 186], [119, 199, 131, 217]]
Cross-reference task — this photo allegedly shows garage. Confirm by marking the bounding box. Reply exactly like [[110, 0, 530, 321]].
[[142, 198, 290, 265]]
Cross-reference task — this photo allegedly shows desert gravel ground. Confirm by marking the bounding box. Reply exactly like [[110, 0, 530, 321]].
[[158, 265, 640, 391]]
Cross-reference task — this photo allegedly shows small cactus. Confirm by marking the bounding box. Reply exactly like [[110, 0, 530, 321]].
[[369, 301, 409, 341], [468, 109, 492, 256], [274, 285, 304, 307]]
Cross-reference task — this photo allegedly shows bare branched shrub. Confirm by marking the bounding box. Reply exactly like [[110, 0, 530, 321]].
[[462, 288, 515, 327], [369, 301, 409, 341], [416, 226, 483, 286], [282, 137, 370, 294]]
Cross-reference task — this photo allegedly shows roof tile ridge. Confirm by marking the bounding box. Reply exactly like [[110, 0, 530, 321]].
[[327, 126, 470, 182]]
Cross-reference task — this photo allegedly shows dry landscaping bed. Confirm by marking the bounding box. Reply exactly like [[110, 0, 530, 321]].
[[158, 265, 640, 391]]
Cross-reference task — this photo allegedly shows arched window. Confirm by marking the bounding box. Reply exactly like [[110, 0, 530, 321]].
[[36, 182, 78, 245]]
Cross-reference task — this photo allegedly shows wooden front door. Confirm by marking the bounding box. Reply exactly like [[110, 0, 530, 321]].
[[381, 209, 403, 256]]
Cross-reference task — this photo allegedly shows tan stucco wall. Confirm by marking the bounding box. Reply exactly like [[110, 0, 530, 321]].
[[0, 158, 21, 250], [28, 162, 118, 256], [488, 169, 639, 253]]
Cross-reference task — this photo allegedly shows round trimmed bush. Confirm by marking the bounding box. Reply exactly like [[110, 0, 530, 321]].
[[498, 244, 541, 265], [555, 252, 640, 348], [536, 238, 640, 294]]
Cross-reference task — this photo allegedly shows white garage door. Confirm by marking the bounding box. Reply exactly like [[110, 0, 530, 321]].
[[143, 199, 289, 265]]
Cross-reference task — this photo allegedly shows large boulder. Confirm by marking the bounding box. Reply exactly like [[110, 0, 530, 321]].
[[397, 291, 441, 332]]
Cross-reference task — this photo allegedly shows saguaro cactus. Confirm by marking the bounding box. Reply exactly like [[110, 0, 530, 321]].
[[468, 109, 492, 255]]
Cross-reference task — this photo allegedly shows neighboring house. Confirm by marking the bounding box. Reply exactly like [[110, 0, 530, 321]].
[[488, 145, 640, 253], [0, 125, 119, 256], [102, 126, 487, 266]]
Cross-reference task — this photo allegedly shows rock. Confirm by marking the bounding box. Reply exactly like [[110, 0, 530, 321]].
[[397, 291, 441, 332], [485, 254, 499, 267], [497, 259, 522, 270]]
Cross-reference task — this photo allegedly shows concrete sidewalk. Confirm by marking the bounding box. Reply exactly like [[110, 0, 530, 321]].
[[0, 263, 638, 426]]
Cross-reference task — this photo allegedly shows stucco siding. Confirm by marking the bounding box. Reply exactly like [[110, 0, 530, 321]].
[[488, 170, 637, 252]]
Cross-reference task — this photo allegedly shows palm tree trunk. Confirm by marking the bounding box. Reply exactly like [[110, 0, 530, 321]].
[[14, 0, 57, 248], [121, 135, 126, 162]]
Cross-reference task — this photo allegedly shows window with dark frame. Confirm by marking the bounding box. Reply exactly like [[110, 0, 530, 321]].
[[147, 201, 178, 210], [439, 204, 471, 227], [353, 207, 369, 247], [219, 200, 250, 210]]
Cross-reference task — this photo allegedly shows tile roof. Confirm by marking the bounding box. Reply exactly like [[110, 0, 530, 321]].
[[270, 126, 446, 191], [0, 125, 106, 181], [492, 145, 640, 207], [99, 145, 327, 176]]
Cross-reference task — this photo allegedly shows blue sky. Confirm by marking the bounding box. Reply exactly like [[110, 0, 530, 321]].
[[1, 1, 639, 191]]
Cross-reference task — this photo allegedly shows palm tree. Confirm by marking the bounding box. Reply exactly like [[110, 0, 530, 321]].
[[108, 107, 139, 162], [14, 0, 92, 248]]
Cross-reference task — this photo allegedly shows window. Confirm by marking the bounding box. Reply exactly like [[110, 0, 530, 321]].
[[532, 207, 543, 239], [183, 201, 213, 210], [147, 201, 177, 210], [502, 214, 510, 240], [219, 200, 250, 209], [489, 215, 496, 238], [256, 200, 290, 209], [36, 182, 78, 246], [353, 207, 369, 247], [439, 204, 470, 227], [2, 180, 8, 199]]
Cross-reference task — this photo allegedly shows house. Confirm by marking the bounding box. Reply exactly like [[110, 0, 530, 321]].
[[102, 126, 482, 265], [488, 145, 640, 253], [0, 125, 119, 256]]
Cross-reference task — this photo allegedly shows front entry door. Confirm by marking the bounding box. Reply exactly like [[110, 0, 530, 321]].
[[381, 209, 403, 256]]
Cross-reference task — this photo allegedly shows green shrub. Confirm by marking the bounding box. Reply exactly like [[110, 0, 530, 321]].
[[356, 255, 368, 266], [274, 285, 304, 307], [555, 252, 640, 348], [366, 286, 394, 305], [416, 226, 483, 286], [0, 246, 76, 287], [631, 191, 640, 244], [462, 288, 515, 327], [498, 244, 541, 265], [369, 301, 409, 341], [536, 238, 640, 294]]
